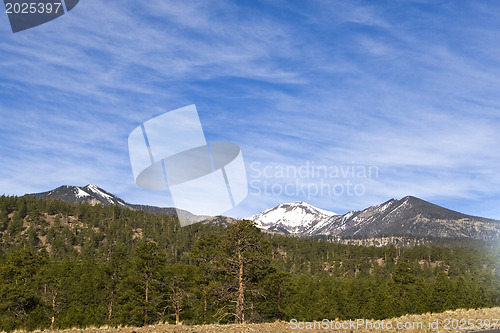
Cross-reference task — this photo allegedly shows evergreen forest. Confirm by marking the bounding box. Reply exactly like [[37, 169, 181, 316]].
[[0, 195, 499, 332]]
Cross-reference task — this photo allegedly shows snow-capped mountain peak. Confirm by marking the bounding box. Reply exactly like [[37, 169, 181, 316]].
[[248, 201, 337, 234], [31, 184, 129, 207]]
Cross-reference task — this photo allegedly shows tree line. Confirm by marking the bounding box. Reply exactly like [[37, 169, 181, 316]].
[[0, 195, 499, 332]]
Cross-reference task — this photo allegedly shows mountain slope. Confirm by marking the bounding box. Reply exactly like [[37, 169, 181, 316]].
[[336, 196, 500, 239], [248, 197, 500, 240]]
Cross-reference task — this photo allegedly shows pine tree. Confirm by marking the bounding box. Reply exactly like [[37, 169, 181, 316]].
[[221, 220, 270, 323], [190, 234, 223, 323], [132, 241, 165, 325]]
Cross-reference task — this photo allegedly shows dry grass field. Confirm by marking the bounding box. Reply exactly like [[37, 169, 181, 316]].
[[13, 307, 500, 333]]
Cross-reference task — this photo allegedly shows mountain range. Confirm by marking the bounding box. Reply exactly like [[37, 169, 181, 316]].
[[29, 185, 500, 240], [249, 197, 500, 240]]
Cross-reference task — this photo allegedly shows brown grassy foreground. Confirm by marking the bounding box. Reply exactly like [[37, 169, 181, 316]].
[[15, 307, 500, 333]]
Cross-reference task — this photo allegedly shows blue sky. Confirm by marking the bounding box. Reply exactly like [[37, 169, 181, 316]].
[[1, 0, 500, 219]]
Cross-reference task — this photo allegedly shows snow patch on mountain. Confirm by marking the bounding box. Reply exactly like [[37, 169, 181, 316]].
[[376, 199, 397, 213], [84, 184, 115, 204], [75, 187, 90, 198]]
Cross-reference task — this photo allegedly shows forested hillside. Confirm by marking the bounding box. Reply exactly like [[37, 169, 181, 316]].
[[0, 195, 499, 332]]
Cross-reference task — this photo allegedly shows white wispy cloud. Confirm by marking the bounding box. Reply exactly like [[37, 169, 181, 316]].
[[1, 0, 500, 219]]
